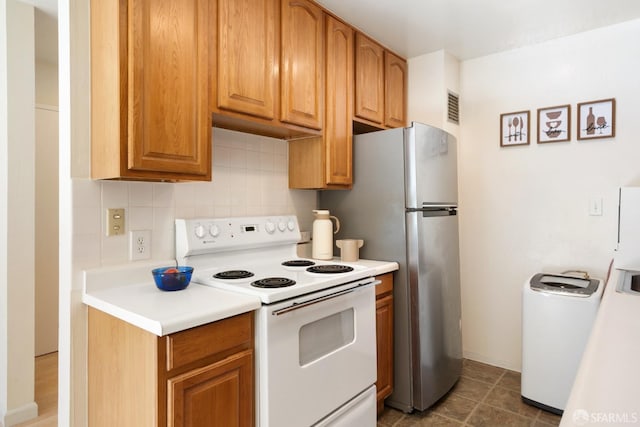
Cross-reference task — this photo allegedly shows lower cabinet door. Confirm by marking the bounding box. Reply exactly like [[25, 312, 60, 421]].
[[376, 293, 394, 413], [168, 349, 254, 427]]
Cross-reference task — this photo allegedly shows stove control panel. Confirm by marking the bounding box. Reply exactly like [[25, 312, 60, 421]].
[[176, 215, 301, 258]]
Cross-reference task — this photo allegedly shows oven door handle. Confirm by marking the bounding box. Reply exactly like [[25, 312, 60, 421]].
[[272, 280, 380, 316]]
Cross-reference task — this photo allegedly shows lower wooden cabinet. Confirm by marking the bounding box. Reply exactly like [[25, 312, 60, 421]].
[[375, 273, 394, 416], [168, 350, 253, 427], [88, 308, 254, 427]]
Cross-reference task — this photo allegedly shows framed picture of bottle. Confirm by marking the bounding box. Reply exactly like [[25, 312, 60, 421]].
[[577, 98, 616, 140]]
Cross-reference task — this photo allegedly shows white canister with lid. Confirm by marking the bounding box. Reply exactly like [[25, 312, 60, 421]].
[[312, 210, 340, 260]]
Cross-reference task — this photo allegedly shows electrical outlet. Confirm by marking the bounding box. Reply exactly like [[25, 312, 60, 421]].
[[130, 230, 151, 261]]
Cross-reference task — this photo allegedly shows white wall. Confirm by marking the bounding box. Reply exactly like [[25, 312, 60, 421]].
[[0, 1, 37, 425], [0, 1, 8, 421], [35, 106, 58, 356], [34, 12, 59, 357], [35, 60, 58, 106], [458, 19, 640, 370], [408, 49, 460, 138]]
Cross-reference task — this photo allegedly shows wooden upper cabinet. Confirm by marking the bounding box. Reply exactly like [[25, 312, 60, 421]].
[[384, 51, 407, 128], [325, 16, 353, 186], [91, 0, 211, 181], [354, 33, 384, 125], [216, 0, 278, 120], [288, 15, 352, 190], [280, 0, 324, 130]]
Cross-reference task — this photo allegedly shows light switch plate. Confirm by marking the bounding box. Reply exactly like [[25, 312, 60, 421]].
[[589, 198, 603, 216], [106, 208, 125, 236]]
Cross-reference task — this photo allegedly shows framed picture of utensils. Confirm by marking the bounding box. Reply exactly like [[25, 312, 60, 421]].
[[577, 98, 615, 140], [500, 111, 530, 146], [537, 104, 571, 143]]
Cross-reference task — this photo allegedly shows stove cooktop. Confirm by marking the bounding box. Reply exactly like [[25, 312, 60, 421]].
[[175, 216, 376, 304], [191, 258, 369, 303]]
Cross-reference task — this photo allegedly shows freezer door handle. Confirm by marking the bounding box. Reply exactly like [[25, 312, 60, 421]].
[[420, 203, 457, 209]]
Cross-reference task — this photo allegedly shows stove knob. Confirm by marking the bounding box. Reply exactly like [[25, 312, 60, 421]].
[[278, 221, 286, 232], [265, 220, 276, 234], [287, 219, 296, 231], [194, 224, 206, 239], [209, 224, 220, 237]]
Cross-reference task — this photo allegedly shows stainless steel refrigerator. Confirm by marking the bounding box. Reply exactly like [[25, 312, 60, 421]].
[[319, 122, 462, 412]]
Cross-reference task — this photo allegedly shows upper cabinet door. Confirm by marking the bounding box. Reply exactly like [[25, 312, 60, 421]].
[[280, 0, 324, 130], [127, 0, 211, 177], [325, 16, 353, 186], [354, 33, 384, 125], [217, 0, 278, 120], [384, 51, 407, 128]]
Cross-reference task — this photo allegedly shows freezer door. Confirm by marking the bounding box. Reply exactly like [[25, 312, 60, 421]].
[[404, 123, 458, 209], [406, 209, 462, 410]]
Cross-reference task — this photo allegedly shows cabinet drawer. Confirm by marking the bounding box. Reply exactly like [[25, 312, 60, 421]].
[[376, 273, 393, 298], [166, 312, 253, 371]]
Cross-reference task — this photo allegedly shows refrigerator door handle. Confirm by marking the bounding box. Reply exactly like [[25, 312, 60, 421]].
[[407, 206, 457, 217]]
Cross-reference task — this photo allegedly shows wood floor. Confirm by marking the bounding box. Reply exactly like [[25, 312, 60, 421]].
[[16, 352, 58, 427]]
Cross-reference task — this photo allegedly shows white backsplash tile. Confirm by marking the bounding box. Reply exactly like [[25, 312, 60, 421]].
[[73, 128, 317, 267], [73, 204, 101, 235], [152, 183, 174, 208], [102, 181, 129, 208], [72, 179, 101, 208], [101, 233, 128, 265], [129, 206, 154, 230], [128, 182, 153, 207], [152, 207, 175, 260], [73, 233, 101, 264]]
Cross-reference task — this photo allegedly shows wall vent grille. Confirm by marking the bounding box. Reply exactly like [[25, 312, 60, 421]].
[[447, 91, 460, 125]]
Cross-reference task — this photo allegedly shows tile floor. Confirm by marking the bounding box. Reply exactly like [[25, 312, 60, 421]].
[[377, 359, 563, 427]]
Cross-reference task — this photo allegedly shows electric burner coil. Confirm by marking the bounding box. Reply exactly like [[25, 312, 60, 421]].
[[251, 277, 296, 288], [306, 265, 354, 274], [281, 259, 316, 267], [213, 270, 254, 280]]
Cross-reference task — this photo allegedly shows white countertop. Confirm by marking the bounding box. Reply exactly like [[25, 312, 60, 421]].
[[339, 258, 399, 277], [561, 268, 640, 426], [82, 258, 398, 337]]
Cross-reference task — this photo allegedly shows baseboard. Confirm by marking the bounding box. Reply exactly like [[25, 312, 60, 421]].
[[463, 350, 521, 372], [3, 402, 38, 426]]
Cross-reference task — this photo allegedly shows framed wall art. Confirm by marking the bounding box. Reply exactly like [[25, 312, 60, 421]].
[[577, 98, 616, 140], [537, 104, 571, 143], [500, 111, 530, 147]]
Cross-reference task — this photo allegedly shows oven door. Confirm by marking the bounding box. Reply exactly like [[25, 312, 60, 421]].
[[256, 278, 377, 427]]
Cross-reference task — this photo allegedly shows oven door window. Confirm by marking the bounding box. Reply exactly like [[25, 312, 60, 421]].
[[299, 308, 354, 366]]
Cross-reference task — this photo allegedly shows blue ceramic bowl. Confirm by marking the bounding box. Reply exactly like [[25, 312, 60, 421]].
[[151, 266, 193, 291]]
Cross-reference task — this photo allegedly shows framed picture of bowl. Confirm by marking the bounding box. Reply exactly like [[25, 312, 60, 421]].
[[577, 98, 616, 140], [500, 110, 530, 147], [537, 104, 571, 143]]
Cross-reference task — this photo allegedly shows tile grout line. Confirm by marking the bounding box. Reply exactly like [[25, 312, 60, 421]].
[[476, 370, 549, 425], [462, 369, 507, 425]]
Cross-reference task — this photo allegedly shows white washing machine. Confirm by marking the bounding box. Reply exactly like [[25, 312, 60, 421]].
[[521, 273, 603, 414]]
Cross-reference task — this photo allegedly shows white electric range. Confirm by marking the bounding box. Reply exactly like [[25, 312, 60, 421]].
[[176, 215, 378, 427]]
